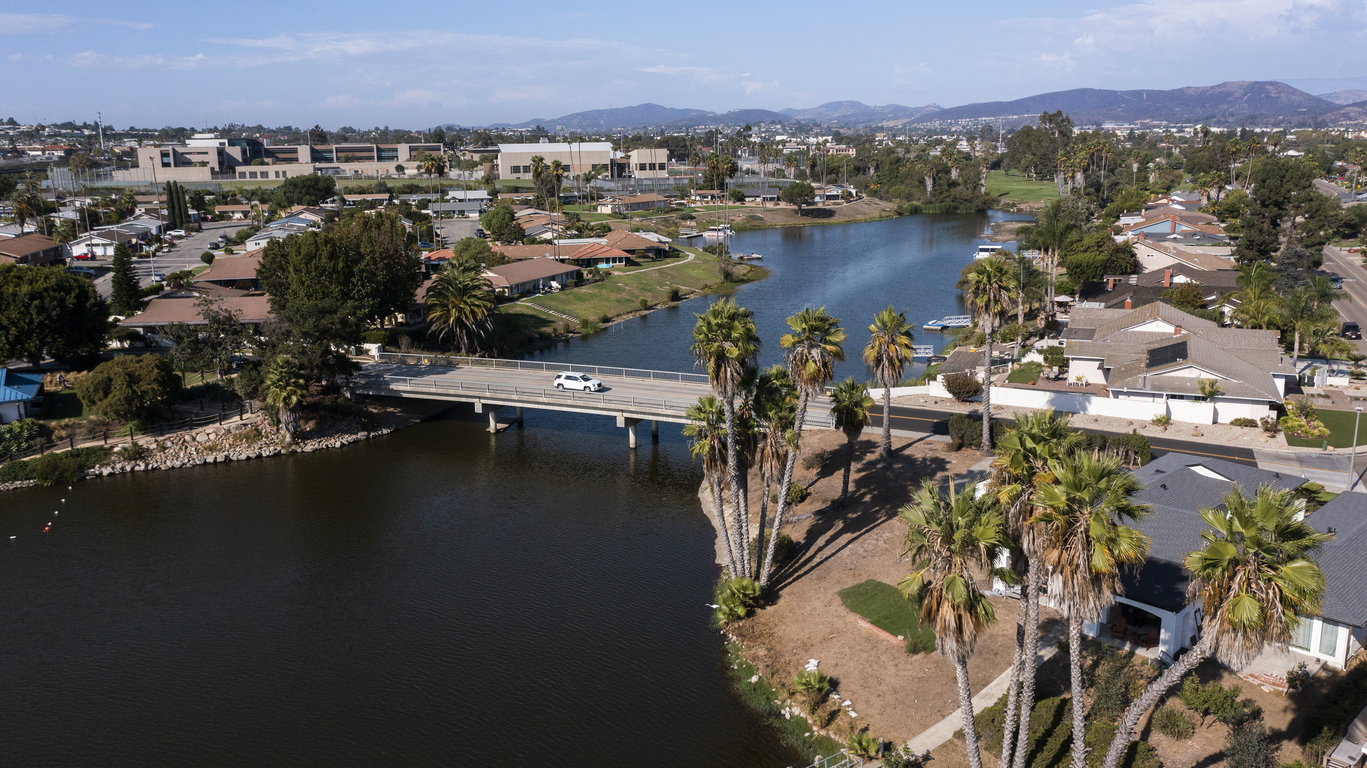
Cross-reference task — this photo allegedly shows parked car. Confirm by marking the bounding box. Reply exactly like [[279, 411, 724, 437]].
[[1344, 322, 1362, 340], [152, 272, 166, 283], [475, 228, 487, 238], [169, 229, 187, 238], [553, 372, 603, 392], [418, 241, 434, 249], [208, 241, 220, 250]]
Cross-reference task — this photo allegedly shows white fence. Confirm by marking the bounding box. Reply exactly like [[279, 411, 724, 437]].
[[880, 384, 1239, 425]]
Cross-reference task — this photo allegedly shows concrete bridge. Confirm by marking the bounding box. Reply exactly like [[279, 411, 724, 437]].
[[356, 352, 835, 447]]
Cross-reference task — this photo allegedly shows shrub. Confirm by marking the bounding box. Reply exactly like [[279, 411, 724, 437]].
[[785, 483, 808, 505], [1153, 704, 1195, 739], [1230, 417, 1258, 427], [948, 413, 1006, 451], [0, 419, 41, 458], [793, 669, 832, 713], [942, 371, 982, 401], [638, 298, 649, 311], [883, 745, 930, 768], [598, 312, 612, 324], [1260, 416, 1281, 435], [904, 632, 936, 655], [1151, 414, 1172, 426], [751, 532, 797, 569], [1179, 675, 1255, 726], [1225, 718, 1272, 768], [30, 452, 81, 486], [668, 287, 682, 302], [1087, 720, 1163, 768], [1, 446, 113, 486], [1076, 430, 1152, 466], [200, 251, 215, 264], [76, 354, 182, 421], [117, 441, 146, 462], [361, 329, 392, 345], [1089, 652, 1135, 723], [234, 361, 266, 401], [1285, 661, 1312, 692], [714, 577, 761, 624], [802, 448, 834, 471], [578, 317, 601, 334], [848, 732, 880, 760]]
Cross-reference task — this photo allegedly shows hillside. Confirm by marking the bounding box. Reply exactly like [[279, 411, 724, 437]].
[[908, 81, 1339, 126], [505, 103, 712, 130], [780, 101, 942, 123], [1319, 90, 1367, 105]]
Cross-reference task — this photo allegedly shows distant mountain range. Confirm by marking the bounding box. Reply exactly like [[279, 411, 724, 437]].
[[486, 81, 1367, 132]]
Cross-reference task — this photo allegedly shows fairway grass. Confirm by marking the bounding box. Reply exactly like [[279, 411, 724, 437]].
[[986, 170, 1058, 202]]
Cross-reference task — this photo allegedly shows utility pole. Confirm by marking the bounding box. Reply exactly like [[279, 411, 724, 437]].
[[97, 111, 105, 152]]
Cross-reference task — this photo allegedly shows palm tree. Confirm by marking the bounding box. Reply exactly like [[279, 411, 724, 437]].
[[1100, 485, 1331, 768], [958, 257, 1015, 455], [751, 364, 797, 575], [549, 159, 566, 216], [265, 356, 308, 444], [1031, 199, 1081, 314], [419, 153, 447, 194], [863, 306, 916, 459], [899, 479, 1008, 768], [761, 307, 845, 589], [425, 256, 496, 355], [1034, 454, 1150, 768], [529, 154, 546, 199], [991, 410, 1081, 768], [685, 395, 740, 578], [1281, 286, 1337, 365], [691, 299, 761, 577], [830, 377, 873, 508]]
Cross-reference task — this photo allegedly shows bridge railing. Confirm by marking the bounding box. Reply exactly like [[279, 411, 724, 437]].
[[374, 351, 710, 385]]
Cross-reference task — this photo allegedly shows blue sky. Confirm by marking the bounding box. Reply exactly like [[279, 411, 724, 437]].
[[4, 0, 1366, 129]]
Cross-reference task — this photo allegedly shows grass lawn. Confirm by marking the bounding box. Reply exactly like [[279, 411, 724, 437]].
[[836, 579, 936, 652], [1007, 360, 1043, 384], [986, 170, 1058, 202], [38, 390, 87, 421], [502, 247, 759, 325], [1284, 407, 1367, 449]]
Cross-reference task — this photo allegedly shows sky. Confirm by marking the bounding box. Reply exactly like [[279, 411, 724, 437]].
[[4, 0, 1367, 130]]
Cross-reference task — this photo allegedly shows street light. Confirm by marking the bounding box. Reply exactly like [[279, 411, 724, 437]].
[[1351, 406, 1364, 491]]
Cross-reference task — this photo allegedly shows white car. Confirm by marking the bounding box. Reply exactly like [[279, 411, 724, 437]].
[[553, 372, 603, 392], [152, 272, 166, 282], [169, 229, 187, 238]]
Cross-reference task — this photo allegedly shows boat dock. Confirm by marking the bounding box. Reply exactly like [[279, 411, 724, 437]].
[[922, 315, 971, 331]]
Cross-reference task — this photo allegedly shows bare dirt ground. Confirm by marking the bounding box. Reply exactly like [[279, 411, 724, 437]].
[[726, 429, 1063, 745], [985, 220, 1031, 242]]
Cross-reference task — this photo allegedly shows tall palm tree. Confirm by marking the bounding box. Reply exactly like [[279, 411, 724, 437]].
[[1030, 199, 1081, 314], [529, 154, 546, 199], [685, 395, 740, 578], [899, 479, 1008, 768], [1034, 455, 1150, 768], [691, 299, 761, 577], [991, 410, 1081, 768], [830, 377, 873, 508], [863, 306, 916, 459], [958, 257, 1015, 455], [1101, 485, 1330, 768], [549, 159, 566, 216], [1281, 286, 1337, 365], [425, 256, 496, 355], [761, 307, 845, 589], [265, 356, 308, 444], [751, 364, 797, 576]]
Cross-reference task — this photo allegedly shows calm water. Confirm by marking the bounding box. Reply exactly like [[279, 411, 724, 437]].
[[0, 211, 1024, 767]]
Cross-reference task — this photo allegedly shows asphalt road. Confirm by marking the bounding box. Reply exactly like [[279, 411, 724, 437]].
[[872, 404, 1258, 466], [433, 217, 479, 247], [1318, 245, 1367, 355], [90, 218, 248, 299], [1314, 178, 1357, 204]]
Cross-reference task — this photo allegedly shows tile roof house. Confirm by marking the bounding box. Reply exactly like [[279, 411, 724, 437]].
[[483, 258, 580, 297], [0, 234, 67, 266], [603, 230, 670, 259], [1063, 303, 1294, 422], [561, 242, 629, 268], [0, 368, 43, 424]]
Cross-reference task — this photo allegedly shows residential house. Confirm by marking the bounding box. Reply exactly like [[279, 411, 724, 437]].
[[0, 369, 42, 424], [690, 189, 723, 203], [0, 234, 67, 266], [215, 204, 257, 220], [603, 230, 670, 259], [119, 289, 274, 333], [192, 251, 264, 291], [560, 242, 629, 268], [1118, 215, 1226, 242], [483, 258, 581, 297], [596, 193, 671, 214], [1078, 265, 1241, 311], [430, 201, 483, 216], [1132, 239, 1235, 273], [343, 193, 392, 207], [1299, 492, 1367, 670], [69, 228, 139, 259], [1062, 303, 1295, 422]]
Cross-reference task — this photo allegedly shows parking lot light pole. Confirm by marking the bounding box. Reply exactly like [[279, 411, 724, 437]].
[[1351, 406, 1364, 491]]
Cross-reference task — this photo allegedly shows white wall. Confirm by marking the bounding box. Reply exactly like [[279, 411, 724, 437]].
[[990, 386, 1170, 421], [1068, 358, 1107, 385], [1167, 399, 1216, 424], [1212, 398, 1272, 423]]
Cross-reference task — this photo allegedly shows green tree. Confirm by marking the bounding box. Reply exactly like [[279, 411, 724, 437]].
[[780, 181, 816, 215], [899, 480, 1008, 768], [1101, 485, 1331, 768], [161, 321, 208, 379], [261, 299, 364, 384], [277, 174, 337, 206], [0, 264, 109, 368], [863, 306, 916, 459], [450, 236, 504, 266], [479, 205, 525, 244], [691, 298, 761, 578], [1280, 286, 1337, 365], [684, 395, 737, 575], [830, 377, 873, 507], [75, 354, 181, 422], [109, 243, 142, 316], [264, 356, 308, 443], [958, 257, 1015, 454], [1034, 454, 1150, 768], [196, 296, 247, 379], [761, 307, 845, 589], [425, 256, 495, 355], [1163, 282, 1208, 312]]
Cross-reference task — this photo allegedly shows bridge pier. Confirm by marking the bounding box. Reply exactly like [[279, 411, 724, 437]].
[[488, 408, 499, 433], [515, 407, 524, 427], [618, 415, 641, 449], [651, 420, 659, 442]]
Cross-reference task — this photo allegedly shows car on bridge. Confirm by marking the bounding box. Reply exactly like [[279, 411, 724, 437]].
[[553, 372, 604, 392]]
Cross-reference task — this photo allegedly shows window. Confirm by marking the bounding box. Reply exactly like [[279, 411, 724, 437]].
[[160, 151, 171, 168], [249, 171, 258, 179], [1319, 620, 1340, 655], [638, 163, 646, 171], [1291, 618, 1313, 650], [238, 172, 247, 179]]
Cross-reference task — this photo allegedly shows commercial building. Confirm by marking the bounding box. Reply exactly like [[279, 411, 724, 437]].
[[495, 142, 614, 180], [627, 148, 669, 179], [115, 134, 445, 183]]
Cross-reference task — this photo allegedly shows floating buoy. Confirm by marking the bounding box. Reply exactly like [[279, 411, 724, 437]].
[[43, 526, 50, 532], [9, 536, 15, 540]]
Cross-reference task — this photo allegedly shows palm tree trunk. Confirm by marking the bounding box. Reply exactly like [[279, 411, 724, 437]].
[[280, 407, 298, 444], [1069, 613, 1087, 768], [1000, 593, 1029, 768], [1012, 561, 1043, 768], [712, 474, 739, 579], [1293, 330, 1301, 366], [761, 391, 808, 589], [754, 476, 771, 579], [981, 333, 994, 455], [956, 653, 987, 768], [880, 385, 892, 459], [721, 396, 749, 576], [839, 432, 855, 506], [1101, 634, 1214, 768]]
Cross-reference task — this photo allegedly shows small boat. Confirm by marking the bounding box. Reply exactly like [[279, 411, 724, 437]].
[[734, 253, 763, 260], [973, 244, 1005, 260], [703, 225, 733, 237], [923, 315, 972, 331]]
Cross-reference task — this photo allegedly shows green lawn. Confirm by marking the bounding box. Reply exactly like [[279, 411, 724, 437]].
[[986, 170, 1058, 202], [501, 247, 760, 326], [836, 579, 936, 652], [1285, 407, 1367, 449], [1007, 361, 1043, 384], [38, 390, 87, 421]]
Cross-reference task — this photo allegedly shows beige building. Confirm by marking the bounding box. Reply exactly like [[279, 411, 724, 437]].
[[495, 142, 614, 180], [627, 148, 669, 179], [116, 133, 445, 183]]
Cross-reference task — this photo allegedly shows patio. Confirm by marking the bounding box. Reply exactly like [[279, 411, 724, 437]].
[[1096, 605, 1164, 660]]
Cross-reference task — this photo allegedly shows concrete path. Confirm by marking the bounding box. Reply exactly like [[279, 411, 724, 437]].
[[903, 624, 1066, 755]]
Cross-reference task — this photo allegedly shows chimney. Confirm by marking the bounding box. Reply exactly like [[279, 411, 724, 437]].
[[1173, 326, 1182, 336], [1163, 268, 1172, 287], [1124, 297, 1132, 309], [1107, 277, 1117, 291]]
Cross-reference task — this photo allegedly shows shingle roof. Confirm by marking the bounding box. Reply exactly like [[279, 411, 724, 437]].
[[567, 242, 630, 264], [120, 295, 273, 326], [484, 257, 580, 287], [1124, 454, 1308, 612], [0, 233, 61, 259], [1305, 493, 1367, 626], [193, 251, 263, 282]]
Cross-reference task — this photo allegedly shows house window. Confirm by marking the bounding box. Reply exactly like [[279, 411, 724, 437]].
[[1319, 620, 1340, 655], [1291, 618, 1313, 650], [638, 163, 646, 171], [238, 172, 247, 179]]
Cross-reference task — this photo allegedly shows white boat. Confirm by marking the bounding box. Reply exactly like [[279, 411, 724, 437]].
[[973, 244, 1005, 260], [923, 315, 972, 331], [703, 225, 733, 237], [734, 253, 762, 260]]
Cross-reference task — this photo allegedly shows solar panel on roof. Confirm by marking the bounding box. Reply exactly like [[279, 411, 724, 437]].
[[1146, 341, 1187, 368]]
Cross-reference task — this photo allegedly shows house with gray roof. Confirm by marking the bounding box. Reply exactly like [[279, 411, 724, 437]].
[[1299, 492, 1367, 670], [1063, 303, 1295, 423]]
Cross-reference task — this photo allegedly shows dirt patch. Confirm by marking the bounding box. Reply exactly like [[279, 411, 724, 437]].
[[985, 220, 1031, 243], [728, 430, 1052, 745]]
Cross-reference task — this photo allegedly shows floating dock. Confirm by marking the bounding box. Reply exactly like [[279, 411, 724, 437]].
[[922, 315, 971, 331]]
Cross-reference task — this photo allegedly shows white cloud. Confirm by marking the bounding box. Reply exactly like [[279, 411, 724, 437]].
[[68, 51, 207, 70], [318, 94, 360, 109], [0, 13, 151, 33], [206, 30, 632, 66]]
